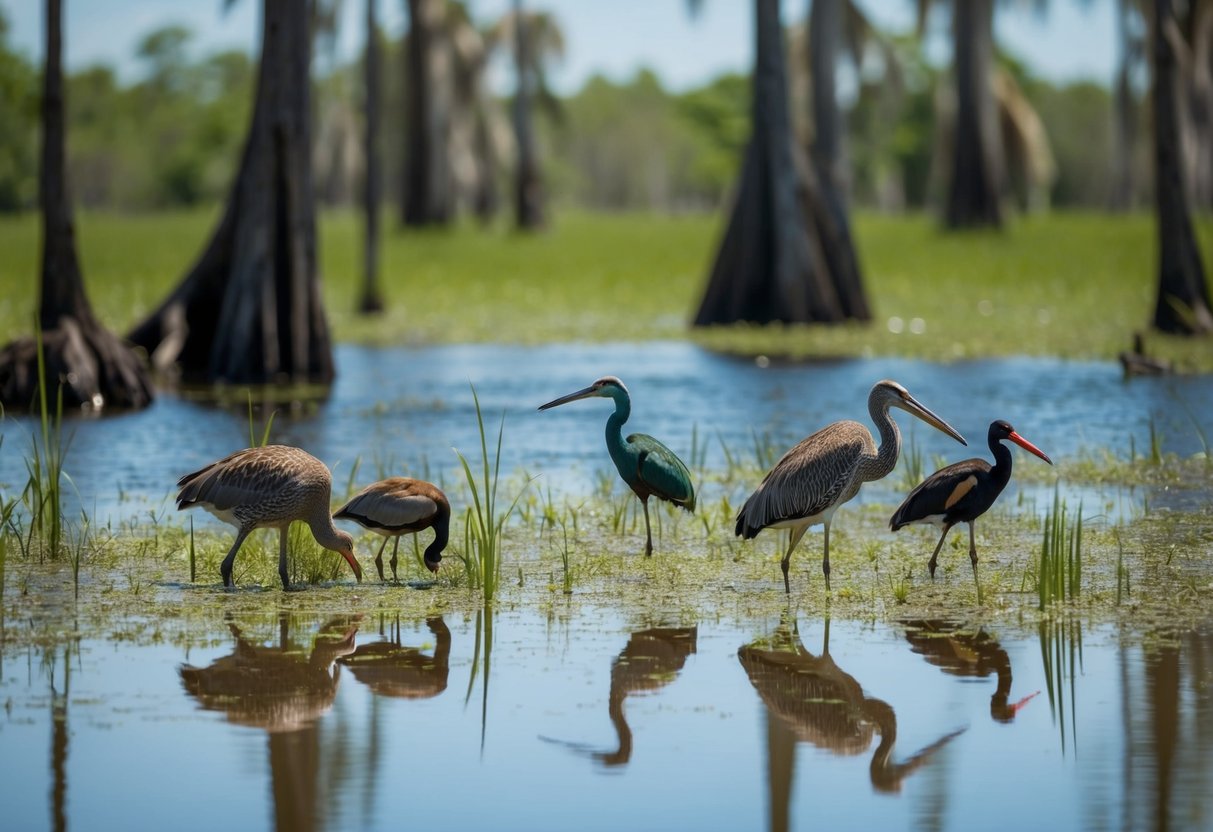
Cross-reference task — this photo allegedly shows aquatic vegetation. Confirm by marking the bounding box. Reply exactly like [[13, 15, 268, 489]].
[[1037, 490, 1083, 610], [453, 384, 531, 602], [1038, 619, 1083, 755]]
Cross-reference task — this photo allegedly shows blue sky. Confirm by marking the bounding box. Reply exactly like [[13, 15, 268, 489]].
[[1, 0, 1117, 93]]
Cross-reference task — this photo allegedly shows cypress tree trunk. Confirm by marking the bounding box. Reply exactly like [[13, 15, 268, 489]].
[[513, 0, 545, 229], [360, 0, 384, 313], [695, 0, 867, 326], [1151, 0, 1213, 334], [807, 0, 869, 320], [126, 0, 335, 384], [401, 0, 451, 227], [946, 0, 1003, 228], [0, 0, 153, 410]]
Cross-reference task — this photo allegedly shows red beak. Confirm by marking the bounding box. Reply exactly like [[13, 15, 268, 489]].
[[425, 559, 441, 574], [1008, 431, 1053, 465], [342, 551, 363, 583], [1011, 690, 1041, 715]]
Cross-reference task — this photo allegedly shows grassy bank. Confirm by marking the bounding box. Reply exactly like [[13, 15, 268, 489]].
[[0, 209, 1210, 368]]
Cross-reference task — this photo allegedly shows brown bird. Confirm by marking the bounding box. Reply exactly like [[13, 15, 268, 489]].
[[736, 380, 966, 592], [176, 445, 362, 589], [333, 477, 450, 581]]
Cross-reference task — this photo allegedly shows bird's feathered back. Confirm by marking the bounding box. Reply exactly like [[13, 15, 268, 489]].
[[888, 458, 991, 530], [334, 477, 449, 531], [627, 433, 696, 511], [736, 421, 872, 537], [176, 445, 331, 512]]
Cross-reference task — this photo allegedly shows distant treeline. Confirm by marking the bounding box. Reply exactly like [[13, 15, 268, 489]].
[[0, 11, 1136, 215]]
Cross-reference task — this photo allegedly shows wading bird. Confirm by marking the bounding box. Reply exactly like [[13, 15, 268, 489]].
[[539, 376, 695, 556], [176, 445, 362, 589], [890, 420, 1052, 580], [334, 478, 450, 581], [736, 380, 966, 593]]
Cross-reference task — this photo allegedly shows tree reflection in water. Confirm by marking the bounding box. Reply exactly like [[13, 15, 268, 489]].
[[1115, 624, 1213, 832], [739, 617, 964, 832]]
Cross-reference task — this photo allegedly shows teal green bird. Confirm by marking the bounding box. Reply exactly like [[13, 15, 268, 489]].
[[539, 376, 696, 556]]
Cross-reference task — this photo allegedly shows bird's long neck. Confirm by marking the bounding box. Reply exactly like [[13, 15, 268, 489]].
[[604, 390, 633, 473], [307, 504, 346, 553], [989, 437, 1014, 488], [864, 698, 905, 793], [601, 686, 633, 767], [862, 397, 902, 483], [425, 507, 450, 565]]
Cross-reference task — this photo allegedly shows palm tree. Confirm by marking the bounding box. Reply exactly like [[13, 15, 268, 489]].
[[0, 0, 153, 409], [127, 0, 334, 384], [1109, 0, 1142, 211], [1151, 0, 1213, 334], [942, 0, 1003, 227], [491, 2, 564, 230], [694, 0, 869, 326]]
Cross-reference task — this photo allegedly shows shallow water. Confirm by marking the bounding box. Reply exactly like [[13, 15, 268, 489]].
[[2, 343, 1211, 830], [1, 342, 1210, 523], [2, 606, 1211, 831]]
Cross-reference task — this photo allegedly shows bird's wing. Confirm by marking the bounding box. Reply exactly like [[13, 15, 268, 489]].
[[889, 458, 990, 530], [737, 424, 869, 535], [627, 433, 696, 510], [335, 488, 438, 530], [177, 447, 312, 511]]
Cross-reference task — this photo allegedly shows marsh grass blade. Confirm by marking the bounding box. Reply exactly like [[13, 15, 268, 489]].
[[1038, 488, 1083, 610], [23, 331, 73, 561], [247, 391, 278, 447], [453, 384, 531, 601]]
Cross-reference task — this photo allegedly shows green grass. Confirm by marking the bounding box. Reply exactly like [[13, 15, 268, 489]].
[[452, 384, 531, 602], [0, 209, 1210, 367], [1037, 489, 1083, 610]]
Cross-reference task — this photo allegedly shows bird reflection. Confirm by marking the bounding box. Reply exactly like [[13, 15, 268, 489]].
[[180, 614, 359, 731], [545, 626, 698, 768], [902, 619, 1037, 722], [179, 614, 360, 832], [739, 616, 963, 810], [337, 616, 451, 700]]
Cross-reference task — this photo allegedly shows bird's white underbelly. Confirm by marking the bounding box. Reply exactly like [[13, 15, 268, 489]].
[[908, 513, 948, 530], [766, 504, 838, 531], [201, 505, 240, 527]]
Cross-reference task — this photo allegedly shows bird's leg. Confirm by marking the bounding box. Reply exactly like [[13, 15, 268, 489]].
[[968, 522, 983, 604], [390, 536, 401, 582], [642, 497, 653, 557], [927, 524, 953, 579], [822, 522, 832, 593], [219, 528, 251, 588], [373, 537, 390, 583], [781, 525, 809, 594], [278, 526, 291, 590], [968, 522, 979, 573]]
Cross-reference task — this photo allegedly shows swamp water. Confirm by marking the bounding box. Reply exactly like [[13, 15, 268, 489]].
[[2, 343, 1213, 830]]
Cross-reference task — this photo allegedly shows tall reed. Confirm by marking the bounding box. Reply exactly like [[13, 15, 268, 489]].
[[23, 334, 72, 561], [1038, 488, 1082, 610], [453, 384, 529, 601]]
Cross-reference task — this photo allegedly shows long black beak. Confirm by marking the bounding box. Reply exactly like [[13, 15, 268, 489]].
[[902, 393, 967, 446], [538, 385, 597, 411]]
